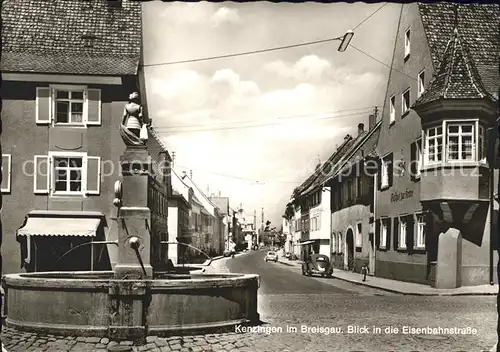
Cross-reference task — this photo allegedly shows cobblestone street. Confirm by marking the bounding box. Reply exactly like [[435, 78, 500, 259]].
[[1, 252, 498, 351]]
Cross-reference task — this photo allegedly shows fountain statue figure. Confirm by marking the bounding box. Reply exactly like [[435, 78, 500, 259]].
[[119, 92, 149, 147]]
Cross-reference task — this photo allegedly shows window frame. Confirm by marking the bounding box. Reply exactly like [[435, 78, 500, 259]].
[[398, 217, 407, 249], [1, 154, 12, 193], [389, 95, 396, 125], [446, 122, 475, 162], [414, 213, 425, 249], [404, 27, 411, 59], [50, 85, 88, 127], [381, 159, 389, 189], [417, 70, 425, 97], [379, 219, 388, 249], [423, 119, 485, 165], [424, 124, 444, 164], [402, 88, 411, 116], [355, 222, 362, 248], [48, 151, 88, 197]]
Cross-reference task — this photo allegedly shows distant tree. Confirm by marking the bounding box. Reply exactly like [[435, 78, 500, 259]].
[[264, 220, 271, 231]]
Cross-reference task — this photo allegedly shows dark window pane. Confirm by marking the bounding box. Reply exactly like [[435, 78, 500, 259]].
[[70, 181, 81, 192], [449, 125, 459, 133], [462, 125, 473, 133], [69, 158, 82, 167], [55, 181, 67, 191], [71, 91, 84, 100], [56, 169, 68, 181], [55, 158, 68, 167], [56, 90, 69, 99], [70, 170, 81, 182], [56, 101, 69, 123]]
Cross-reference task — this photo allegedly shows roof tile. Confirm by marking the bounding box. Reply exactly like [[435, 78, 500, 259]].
[[418, 3, 499, 99], [1, 0, 142, 75]]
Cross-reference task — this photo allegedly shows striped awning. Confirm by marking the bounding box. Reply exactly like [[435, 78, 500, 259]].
[[17, 217, 100, 237]]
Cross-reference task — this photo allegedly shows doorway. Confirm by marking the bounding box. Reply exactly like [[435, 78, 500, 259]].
[[346, 228, 354, 270]]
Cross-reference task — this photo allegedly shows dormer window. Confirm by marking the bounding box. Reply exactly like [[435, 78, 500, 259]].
[[404, 28, 411, 59]]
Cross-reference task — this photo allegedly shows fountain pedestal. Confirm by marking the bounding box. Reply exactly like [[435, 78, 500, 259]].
[[110, 146, 153, 341], [114, 146, 153, 280]]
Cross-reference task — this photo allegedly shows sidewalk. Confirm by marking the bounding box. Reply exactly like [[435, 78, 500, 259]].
[[277, 259, 498, 296]]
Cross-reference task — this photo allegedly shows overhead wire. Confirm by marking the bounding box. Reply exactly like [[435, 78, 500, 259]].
[[153, 106, 376, 132], [142, 3, 389, 67]]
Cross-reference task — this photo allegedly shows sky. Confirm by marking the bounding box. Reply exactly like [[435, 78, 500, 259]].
[[142, 1, 401, 227]]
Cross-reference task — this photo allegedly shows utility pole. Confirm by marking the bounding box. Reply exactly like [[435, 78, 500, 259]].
[[261, 207, 264, 231], [171, 151, 176, 167], [373, 106, 379, 119]]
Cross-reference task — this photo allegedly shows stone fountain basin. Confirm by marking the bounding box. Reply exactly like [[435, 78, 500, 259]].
[[2, 271, 260, 339]]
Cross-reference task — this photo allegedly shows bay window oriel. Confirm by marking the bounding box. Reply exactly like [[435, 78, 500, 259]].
[[422, 120, 485, 165]]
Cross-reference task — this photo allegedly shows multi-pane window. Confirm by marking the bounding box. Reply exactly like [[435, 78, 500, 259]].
[[332, 233, 337, 253], [381, 160, 389, 189], [404, 28, 411, 58], [425, 126, 443, 163], [447, 123, 474, 161], [355, 222, 362, 248], [402, 88, 410, 115], [54, 156, 83, 193], [390, 95, 396, 124], [380, 220, 387, 249], [415, 214, 425, 249], [417, 70, 425, 97], [478, 125, 485, 162], [54, 89, 84, 124], [399, 218, 407, 249]]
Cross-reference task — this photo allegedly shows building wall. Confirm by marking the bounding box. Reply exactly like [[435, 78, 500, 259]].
[[0, 77, 172, 274], [309, 187, 331, 256], [167, 205, 179, 264], [374, 3, 498, 285]]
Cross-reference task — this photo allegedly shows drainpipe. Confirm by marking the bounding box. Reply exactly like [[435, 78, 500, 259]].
[[373, 171, 377, 276], [25, 235, 31, 269]]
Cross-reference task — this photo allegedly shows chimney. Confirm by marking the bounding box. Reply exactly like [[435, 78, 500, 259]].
[[358, 123, 365, 136], [189, 170, 193, 179], [181, 171, 187, 178], [369, 114, 376, 130], [344, 134, 351, 141]]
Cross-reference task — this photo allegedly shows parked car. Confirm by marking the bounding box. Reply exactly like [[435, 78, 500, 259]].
[[302, 254, 333, 277], [265, 251, 278, 262]]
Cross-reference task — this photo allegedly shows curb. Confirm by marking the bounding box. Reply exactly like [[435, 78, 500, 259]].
[[277, 261, 497, 296], [332, 273, 498, 296]]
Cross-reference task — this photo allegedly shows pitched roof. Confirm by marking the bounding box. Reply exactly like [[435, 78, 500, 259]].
[[1, 0, 142, 76], [418, 3, 499, 99], [415, 20, 494, 106], [293, 135, 354, 198], [316, 121, 381, 186]]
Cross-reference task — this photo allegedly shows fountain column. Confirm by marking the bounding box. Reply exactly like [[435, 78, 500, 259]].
[[109, 142, 153, 342], [113, 145, 153, 279]]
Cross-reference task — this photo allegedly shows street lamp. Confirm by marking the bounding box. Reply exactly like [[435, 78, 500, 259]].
[[337, 30, 354, 52]]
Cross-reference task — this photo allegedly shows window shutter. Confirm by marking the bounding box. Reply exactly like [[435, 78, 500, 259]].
[[34, 155, 50, 194], [375, 219, 380, 249], [388, 154, 394, 187], [393, 217, 399, 250], [1, 154, 12, 193], [85, 156, 101, 195], [410, 142, 416, 181], [36, 87, 51, 124], [406, 214, 415, 254], [86, 89, 102, 125], [386, 218, 391, 249]]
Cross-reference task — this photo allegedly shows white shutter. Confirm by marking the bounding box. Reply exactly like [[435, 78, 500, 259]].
[[1, 154, 12, 193], [86, 89, 102, 125], [34, 155, 50, 194], [85, 156, 101, 195], [35, 87, 51, 124]]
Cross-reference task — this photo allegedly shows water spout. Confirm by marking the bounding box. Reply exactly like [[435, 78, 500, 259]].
[[161, 241, 213, 266], [128, 236, 148, 277], [55, 241, 119, 265]]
